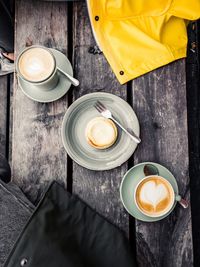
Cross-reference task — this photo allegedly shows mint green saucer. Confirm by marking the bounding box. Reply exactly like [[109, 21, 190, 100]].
[[120, 162, 179, 222], [18, 49, 73, 103], [62, 92, 140, 171]]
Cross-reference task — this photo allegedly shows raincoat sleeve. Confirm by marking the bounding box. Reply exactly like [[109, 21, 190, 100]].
[[87, 0, 200, 84], [169, 0, 200, 20]]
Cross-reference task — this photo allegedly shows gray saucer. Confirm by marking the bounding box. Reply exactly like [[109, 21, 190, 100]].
[[120, 162, 179, 222], [18, 49, 73, 103], [61, 92, 140, 171]]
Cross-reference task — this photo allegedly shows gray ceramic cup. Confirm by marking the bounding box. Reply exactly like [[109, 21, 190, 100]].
[[16, 45, 59, 91]]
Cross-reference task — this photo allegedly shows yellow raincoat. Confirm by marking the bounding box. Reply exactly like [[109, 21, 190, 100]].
[[87, 0, 200, 84]]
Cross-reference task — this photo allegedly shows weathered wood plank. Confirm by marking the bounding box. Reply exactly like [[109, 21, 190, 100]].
[[0, 73, 13, 183], [13, 0, 69, 203], [186, 21, 200, 267], [132, 60, 193, 266], [72, 2, 129, 234], [0, 76, 8, 157], [8, 74, 13, 165]]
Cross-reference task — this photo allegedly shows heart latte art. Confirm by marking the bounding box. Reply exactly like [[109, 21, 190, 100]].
[[140, 181, 168, 208], [136, 176, 174, 216]]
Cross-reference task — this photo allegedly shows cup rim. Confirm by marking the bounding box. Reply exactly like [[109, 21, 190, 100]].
[[134, 175, 175, 218], [16, 45, 57, 84]]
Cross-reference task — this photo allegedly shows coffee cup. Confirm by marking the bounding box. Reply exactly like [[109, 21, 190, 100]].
[[16, 45, 59, 91], [134, 175, 188, 218]]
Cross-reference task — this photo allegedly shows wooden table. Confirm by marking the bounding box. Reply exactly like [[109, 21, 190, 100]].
[[1, 1, 200, 266]]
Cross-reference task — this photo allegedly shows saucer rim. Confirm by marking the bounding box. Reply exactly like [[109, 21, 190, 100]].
[[61, 92, 140, 171], [18, 48, 73, 103], [120, 162, 179, 222]]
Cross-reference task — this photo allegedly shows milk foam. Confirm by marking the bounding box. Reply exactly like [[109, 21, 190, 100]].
[[139, 181, 168, 209], [18, 47, 55, 82]]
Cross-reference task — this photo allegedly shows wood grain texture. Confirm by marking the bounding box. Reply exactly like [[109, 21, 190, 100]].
[[132, 60, 193, 267], [13, 0, 69, 203], [72, 2, 129, 234], [8, 74, 13, 165], [11, 1, 195, 265], [186, 21, 200, 267], [0, 76, 8, 157]]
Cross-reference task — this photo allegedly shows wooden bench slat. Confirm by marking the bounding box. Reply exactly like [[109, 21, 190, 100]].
[[72, 2, 129, 234], [0, 76, 8, 156], [187, 21, 200, 267], [13, 0, 69, 203], [131, 60, 193, 266], [8, 75, 13, 165]]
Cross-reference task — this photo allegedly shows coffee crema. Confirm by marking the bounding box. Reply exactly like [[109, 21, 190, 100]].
[[18, 47, 55, 82], [135, 176, 174, 216]]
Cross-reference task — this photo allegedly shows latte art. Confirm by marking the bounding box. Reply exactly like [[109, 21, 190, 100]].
[[18, 47, 55, 82], [140, 181, 168, 210], [135, 176, 174, 217]]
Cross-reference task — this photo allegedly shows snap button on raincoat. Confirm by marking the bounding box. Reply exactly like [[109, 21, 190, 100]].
[[87, 0, 200, 84]]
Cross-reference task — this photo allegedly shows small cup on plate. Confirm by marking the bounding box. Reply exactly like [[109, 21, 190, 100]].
[[16, 45, 59, 91]]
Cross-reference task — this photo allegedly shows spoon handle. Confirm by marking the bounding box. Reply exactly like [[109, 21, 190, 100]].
[[57, 67, 79, 87], [179, 198, 188, 209]]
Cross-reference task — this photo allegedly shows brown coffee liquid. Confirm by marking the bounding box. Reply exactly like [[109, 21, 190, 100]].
[[136, 177, 173, 216]]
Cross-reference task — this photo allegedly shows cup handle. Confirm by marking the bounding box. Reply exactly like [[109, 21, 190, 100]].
[[175, 195, 189, 209]]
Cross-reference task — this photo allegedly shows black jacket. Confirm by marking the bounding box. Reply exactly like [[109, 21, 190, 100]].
[[4, 182, 136, 267]]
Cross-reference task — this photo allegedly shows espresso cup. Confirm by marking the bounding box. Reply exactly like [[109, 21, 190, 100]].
[[16, 45, 59, 91], [134, 175, 187, 218]]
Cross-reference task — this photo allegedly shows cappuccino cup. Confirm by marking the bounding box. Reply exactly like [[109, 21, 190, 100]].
[[134, 175, 187, 218], [16, 45, 59, 91]]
